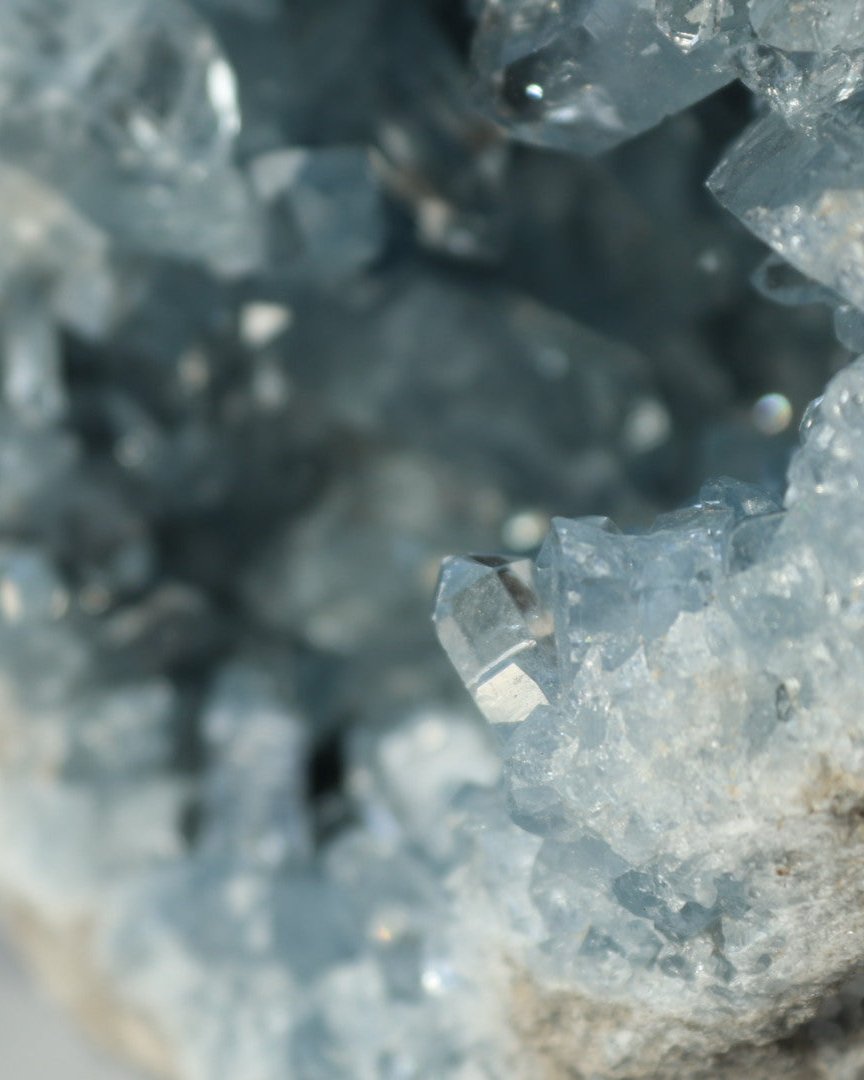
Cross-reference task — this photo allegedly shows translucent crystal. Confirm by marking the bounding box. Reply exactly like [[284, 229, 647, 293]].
[[751, 253, 839, 309], [0, 0, 239, 170], [437, 358, 864, 1070], [201, 660, 310, 868], [747, 0, 864, 53], [0, 1, 862, 1078], [735, 40, 864, 123], [435, 554, 557, 729], [710, 100, 864, 312], [472, 0, 733, 154], [0, 0, 261, 274], [245, 451, 516, 654], [655, 0, 745, 52]]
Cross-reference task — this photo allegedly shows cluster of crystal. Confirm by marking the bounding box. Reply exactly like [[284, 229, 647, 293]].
[[0, 1, 858, 1079], [471, 0, 864, 341], [437, 357, 864, 1073], [0, 0, 262, 275]]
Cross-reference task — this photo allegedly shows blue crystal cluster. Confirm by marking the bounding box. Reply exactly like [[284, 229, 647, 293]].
[[437, 359, 864, 1071], [0, 2, 863, 1079]]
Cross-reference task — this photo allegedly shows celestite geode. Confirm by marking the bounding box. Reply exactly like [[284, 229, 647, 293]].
[[1, 2, 864, 1079]]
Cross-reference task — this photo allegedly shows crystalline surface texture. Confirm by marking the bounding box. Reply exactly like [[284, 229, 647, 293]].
[[471, 0, 732, 154], [0, 0, 260, 274], [710, 95, 864, 312], [437, 357, 864, 1043]]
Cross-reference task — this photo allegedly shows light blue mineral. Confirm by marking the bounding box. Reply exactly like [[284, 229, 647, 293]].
[[2, 2, 864, 1079], [437, 358, 864, 1073], [201, 659, 310, 868], [747, 0, 864, 52], [248, 146, 385, 283], [472, 0, 733, 153], [0, 0, 262, 274], [710, 99, 864, 312]]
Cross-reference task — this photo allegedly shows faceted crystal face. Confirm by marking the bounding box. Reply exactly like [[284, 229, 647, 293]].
[[735, 40, 864, 123], [437, 359, 864, 1028], [473, 0, 864, 155], [710, 101, 864, 311], [472, 0, 732, 153], [435, 554, 557, 727]]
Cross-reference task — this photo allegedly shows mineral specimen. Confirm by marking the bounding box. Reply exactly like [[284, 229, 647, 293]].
[[436, 356, 864, 1073], [472, 0, 732, 153], [1, 0, 864, 1079], [710, 101, 864, 311]]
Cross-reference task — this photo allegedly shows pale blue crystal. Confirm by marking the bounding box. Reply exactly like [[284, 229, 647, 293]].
[[248, 146, 385, 283], [0, 1, 862, 1078], [201, 660, 310, 868], [436, 358, 864, 1064], [710, 102, 864, 312], [472, 0, 733, 154], [0, 0, 261, 274], [748, 0, 864, 52]]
